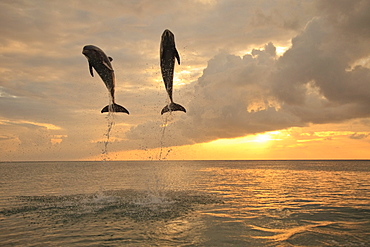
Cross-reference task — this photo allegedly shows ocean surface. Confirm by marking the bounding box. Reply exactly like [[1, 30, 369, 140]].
[[0, 160, 369, 246]]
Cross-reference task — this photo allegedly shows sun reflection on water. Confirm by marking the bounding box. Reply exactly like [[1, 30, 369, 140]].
[[197, 161, 370, 245]]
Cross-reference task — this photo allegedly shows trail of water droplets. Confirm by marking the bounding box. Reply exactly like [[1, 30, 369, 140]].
[[101, 105, 115, 161], [158, 110, 173, 160]]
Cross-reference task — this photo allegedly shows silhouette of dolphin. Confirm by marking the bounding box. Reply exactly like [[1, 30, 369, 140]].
[[82, 45, 129, 114], [160, 29, 186, 115]]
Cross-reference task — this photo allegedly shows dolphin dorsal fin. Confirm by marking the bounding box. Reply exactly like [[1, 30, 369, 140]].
[[109, 57, 113, 62], [89, 61, 94, 77], [175, 48, 180, 65]]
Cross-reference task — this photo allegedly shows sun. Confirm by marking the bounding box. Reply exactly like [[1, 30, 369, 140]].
[[253, 134, 270, 143], [208, 131, 282, 146]]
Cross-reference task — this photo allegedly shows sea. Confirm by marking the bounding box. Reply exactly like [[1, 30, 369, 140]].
[[0, 160, 369, 246]]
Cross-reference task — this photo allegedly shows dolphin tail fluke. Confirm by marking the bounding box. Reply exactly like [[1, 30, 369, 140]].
[[161, 102, 186, 115], [101, 103, 129, 114]]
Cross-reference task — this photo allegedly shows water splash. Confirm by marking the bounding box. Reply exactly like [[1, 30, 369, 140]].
[[3, 190, 222, 223]]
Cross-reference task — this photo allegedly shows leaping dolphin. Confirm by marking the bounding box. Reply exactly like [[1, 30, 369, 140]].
[[82, 45, 129, 114], [160, 29, 186, 115]]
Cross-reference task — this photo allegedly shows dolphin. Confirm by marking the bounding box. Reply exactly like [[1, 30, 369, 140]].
[[82, 45, 129, 114], [160, 29, 186, 115]]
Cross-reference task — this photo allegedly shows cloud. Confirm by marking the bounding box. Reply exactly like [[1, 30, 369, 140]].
[[125, 1, 370, 148], [126, 44, 297, 148], [1, 0, 369, 160], [0, 135, 15, 141], [349, 133, 369, 140]]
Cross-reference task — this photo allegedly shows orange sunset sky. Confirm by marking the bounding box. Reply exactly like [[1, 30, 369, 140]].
[[0, 0, 369, 161]]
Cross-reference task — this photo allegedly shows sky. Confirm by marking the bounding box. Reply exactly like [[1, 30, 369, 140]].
[[0, 0, 369, 161]]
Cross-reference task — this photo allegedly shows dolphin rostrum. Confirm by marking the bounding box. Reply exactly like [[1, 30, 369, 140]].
[[160, 29, 186, 115], [82, 45, 129, 114]]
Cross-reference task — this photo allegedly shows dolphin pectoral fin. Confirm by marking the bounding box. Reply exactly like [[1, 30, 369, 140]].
[[109, 57, 113, 62], [89, 62, 94, 77], [161, 102, 186, 115], [175, 48, 180, 65], [101, 103, 129, 114]]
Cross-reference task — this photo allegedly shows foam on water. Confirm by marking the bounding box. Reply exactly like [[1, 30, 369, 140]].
[[1, 189, 222, 225]]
